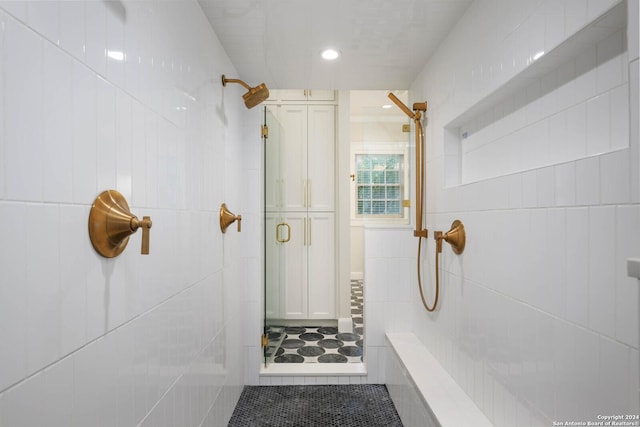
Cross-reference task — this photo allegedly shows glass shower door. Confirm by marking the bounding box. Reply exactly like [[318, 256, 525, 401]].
[[263, 105, 286, 366]]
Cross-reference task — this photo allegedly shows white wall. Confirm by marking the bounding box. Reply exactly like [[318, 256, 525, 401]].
[[0, 1, 258, 426], [368, 0, 640, 425]]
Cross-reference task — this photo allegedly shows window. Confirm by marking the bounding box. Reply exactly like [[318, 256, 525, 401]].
[[355, 154, 404, 217]]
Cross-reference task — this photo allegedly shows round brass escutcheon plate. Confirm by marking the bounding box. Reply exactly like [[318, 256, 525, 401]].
[[88, 190, 131, 258], [447, 219, 465, 255]]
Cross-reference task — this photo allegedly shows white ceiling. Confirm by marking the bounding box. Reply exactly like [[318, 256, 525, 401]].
[[198, 0, 472, 90]]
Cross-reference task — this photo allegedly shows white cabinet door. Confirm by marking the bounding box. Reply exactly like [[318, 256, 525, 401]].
[[266, 213, 335, 320], [275, 89, 335, 101], [278, 105, 308, 211], [264, 107, 282, 212], [277, 89, 308, 101], [307, 90, 335, 101], [266, 213, 308, 319], [307, 105, 335, 211], [265, 213, 282, 319], [266, 105, 334, 212], [307, 212, 335, 318], [282, 214, 307, 319]]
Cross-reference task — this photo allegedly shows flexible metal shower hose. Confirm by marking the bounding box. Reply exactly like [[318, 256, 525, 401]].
[[417, 236, 439, 312]]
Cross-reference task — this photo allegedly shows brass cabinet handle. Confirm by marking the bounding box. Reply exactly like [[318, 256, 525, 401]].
[[276, 222, 291, 243], [303, 179, 307, 207]]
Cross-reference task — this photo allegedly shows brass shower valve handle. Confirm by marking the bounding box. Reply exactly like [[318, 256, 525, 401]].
[[131, 216, 152, 254], [220, 203, 242, 233], [88, 190, 153, 258]]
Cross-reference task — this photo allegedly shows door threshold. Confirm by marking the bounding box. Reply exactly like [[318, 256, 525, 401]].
[[260, 362, 367, 376]]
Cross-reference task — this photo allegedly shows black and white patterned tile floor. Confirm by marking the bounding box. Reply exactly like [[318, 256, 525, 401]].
[[269, 326, 362, 363], [265, 280, 365, 364]]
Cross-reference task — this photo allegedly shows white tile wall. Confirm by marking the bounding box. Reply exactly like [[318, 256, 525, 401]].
[[0, 1, 256, 426], [367, 0, 640, 425], [457, 8, 628, 185]]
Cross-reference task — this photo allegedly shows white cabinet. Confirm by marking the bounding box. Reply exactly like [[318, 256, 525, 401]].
[[264, 102, 337, 320], [266, 212, 335, 319], [268, 89, 335, 102], [265, 105, 335, 212], [306, 212, 335, 318]]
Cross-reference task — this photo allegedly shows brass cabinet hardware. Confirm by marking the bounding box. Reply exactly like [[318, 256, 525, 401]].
[[303, 180, 307, 207], [402, 124, 410, 133], [261, 125, 269, 138], [276, 222, 291, 243], [350, 173, 355, 181], [220, 203, 242, 233], [88, 190, 152, 258], [301, 179, 313, 207], [261, 334, 269, 348]]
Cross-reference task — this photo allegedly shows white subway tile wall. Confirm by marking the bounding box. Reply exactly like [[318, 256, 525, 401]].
[[0, 1, 259, 426], [368, 0, 640, 425]]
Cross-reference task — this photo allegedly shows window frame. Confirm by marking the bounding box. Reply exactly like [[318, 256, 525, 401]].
[[350, 147, 410, 224]]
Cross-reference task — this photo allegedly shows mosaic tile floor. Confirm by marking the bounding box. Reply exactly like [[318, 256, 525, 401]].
[[227, 384, 403, 427], [265, 280, 364, 364]]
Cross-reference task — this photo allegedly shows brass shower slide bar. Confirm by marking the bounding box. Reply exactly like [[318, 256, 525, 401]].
[[387, 92, 466, 312]]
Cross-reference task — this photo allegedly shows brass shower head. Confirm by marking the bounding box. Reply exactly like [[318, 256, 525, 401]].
[[222, 74, 270, 109]]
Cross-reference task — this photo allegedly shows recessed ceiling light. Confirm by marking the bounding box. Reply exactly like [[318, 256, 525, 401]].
[[382, 104, 392, 109], [321, 49, 340, 60]]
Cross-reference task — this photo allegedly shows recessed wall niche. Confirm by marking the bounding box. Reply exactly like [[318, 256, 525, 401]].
[[445, 1, 629, 187]]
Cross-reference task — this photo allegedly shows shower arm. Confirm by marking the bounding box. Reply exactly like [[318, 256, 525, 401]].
[[221, 76, 252, 90]]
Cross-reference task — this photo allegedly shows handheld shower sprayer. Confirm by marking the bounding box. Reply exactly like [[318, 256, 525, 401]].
[[222, 74, 270, 109], [387, 92, 465, 312]]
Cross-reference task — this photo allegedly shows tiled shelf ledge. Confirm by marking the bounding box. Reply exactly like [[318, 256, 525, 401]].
[[386, 332, 493, 427], [444, 0, 628, 187], [446, 1, 626, 129]]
